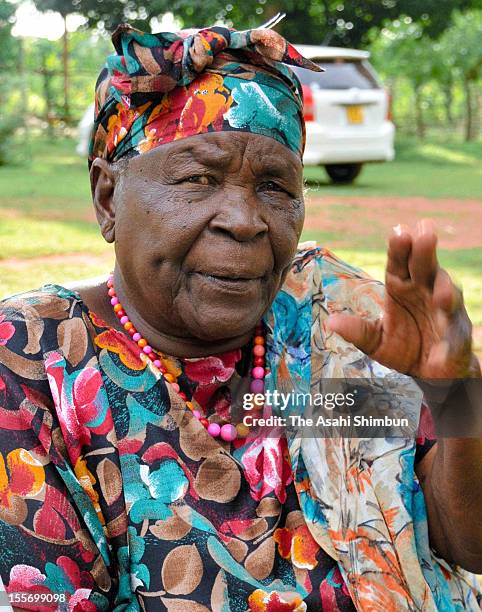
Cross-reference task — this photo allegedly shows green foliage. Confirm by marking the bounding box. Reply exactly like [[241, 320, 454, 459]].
[[20, 30, 111, 123], [0, 70, 18, 166], [439, 10, 482, 80], [0, 0, 17, 71], [0, 1, 20, 164], [371, 10, 482, 85], [72, 0, 477, 46], [31, 0, 76, 17], [370, 21, 435, 88], [369, 9, 481, 139], [3, 1, 481, 149]]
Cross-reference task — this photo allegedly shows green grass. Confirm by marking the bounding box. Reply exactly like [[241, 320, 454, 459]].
[[0, 135, 481, 336], [304, 136, 482, 199], [0, 217, 108, 259], [0, 259, 114, 299], [0, 139, 92, 217]]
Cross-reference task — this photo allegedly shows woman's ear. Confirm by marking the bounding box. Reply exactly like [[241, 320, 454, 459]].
[[90, 158, 117, 243]]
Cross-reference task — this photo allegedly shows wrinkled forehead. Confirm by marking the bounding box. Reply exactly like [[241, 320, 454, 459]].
[[120, 130, 303, 182]]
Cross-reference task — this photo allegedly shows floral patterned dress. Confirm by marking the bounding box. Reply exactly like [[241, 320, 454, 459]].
[[0, 282, 358, 611], [1, 245, 469, 612]]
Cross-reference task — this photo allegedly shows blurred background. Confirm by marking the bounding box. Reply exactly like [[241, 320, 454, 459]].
[[0, 0, 480, 358]]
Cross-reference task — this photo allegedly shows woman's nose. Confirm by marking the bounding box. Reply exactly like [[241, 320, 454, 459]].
[[209, 191, 268, 242]]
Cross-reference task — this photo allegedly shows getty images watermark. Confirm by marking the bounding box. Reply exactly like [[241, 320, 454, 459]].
[[231, 377, 482, 438], [242, 389, 410, 430]]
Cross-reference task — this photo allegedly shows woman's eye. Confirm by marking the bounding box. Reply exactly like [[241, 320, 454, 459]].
[[184, 175, 211, 185], [260, 181, 286, 193]]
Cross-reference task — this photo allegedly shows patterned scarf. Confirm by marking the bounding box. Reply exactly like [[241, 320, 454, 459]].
[[89, 22, 322, 166]]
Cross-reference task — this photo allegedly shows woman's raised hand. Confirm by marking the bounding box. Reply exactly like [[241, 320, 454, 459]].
[[326, 219, 480, 379]]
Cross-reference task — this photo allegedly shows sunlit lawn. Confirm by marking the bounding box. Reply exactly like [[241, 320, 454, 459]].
[[1, 135, 481, 350], [303, 135, 482, 199]]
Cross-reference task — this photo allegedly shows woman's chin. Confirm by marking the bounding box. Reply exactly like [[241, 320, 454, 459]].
[[187, 307, 262, 344], [180, 280, 268, 341]]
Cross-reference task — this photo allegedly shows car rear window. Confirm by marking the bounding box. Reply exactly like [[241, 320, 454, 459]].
[[293, 60, 381, 90]]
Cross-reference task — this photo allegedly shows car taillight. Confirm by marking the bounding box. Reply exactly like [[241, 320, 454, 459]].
[[385, 89, 393, 122], [302, 84, 315, 122]]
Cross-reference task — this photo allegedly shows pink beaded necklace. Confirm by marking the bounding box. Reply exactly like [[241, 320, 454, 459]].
[[107, 273, 267, 441]]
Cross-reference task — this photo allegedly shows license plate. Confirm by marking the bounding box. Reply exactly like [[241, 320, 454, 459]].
[[346, 105, 364, 124]]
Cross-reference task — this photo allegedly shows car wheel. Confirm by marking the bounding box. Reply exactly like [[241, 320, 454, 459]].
[[324, 163, 363, 184]]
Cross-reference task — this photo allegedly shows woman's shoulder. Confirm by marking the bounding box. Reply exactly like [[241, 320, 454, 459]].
[[1, 284, 83, 321], [0, 284, 89, 363]]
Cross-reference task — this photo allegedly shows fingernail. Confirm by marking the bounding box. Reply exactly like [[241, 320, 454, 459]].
[[393, 224, 402, 236], [418, 218, 435, 236]]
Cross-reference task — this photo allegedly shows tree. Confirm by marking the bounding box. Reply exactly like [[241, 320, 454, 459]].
[[0, 0, 16, 71], [23, 29, 112, 126], [372, 8, 482, 139], [28, 0, 480, 136], [439, 10, 482, 141], [370, 21, 438, 137], [32, 0, 77, 123], [76, 0, 476, 47], [0, 0, 20, 164], [31, 39, 60, 136]]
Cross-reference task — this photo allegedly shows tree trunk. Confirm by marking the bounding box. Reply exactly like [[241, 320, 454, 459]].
[[474, 84, 480, 141], [40, 53, 55, 139], [464, 77, 479, 142], [414, 85, 425, 139], [443, 80, 454, 126], [62, 14, 70, 125], [17, 36, 30, 138], [18, 37, 28, 127]]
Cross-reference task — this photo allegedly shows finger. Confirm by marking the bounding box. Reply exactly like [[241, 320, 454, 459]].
[[432, 268, 463, 317], [386, 224, 412, 281], [326, 313, 382, 357], [408, 219, 439, 288]]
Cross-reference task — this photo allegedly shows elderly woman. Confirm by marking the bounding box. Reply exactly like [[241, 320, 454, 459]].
[[0, 20, 481, 612]]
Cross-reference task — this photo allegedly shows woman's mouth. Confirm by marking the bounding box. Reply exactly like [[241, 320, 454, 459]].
[[192, 271, 263, 292]]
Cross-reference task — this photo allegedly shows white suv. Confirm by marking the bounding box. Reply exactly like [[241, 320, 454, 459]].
[[292, 45, 395, 183]]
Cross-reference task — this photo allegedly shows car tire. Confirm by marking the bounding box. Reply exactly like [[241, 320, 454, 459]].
[[324, 163, 363, 184]]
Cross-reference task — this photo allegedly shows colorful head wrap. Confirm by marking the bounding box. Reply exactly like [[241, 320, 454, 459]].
[[89, 20, 321, 166]]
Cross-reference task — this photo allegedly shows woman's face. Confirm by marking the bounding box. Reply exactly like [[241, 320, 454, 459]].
[[93, 131, 304, 343]]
